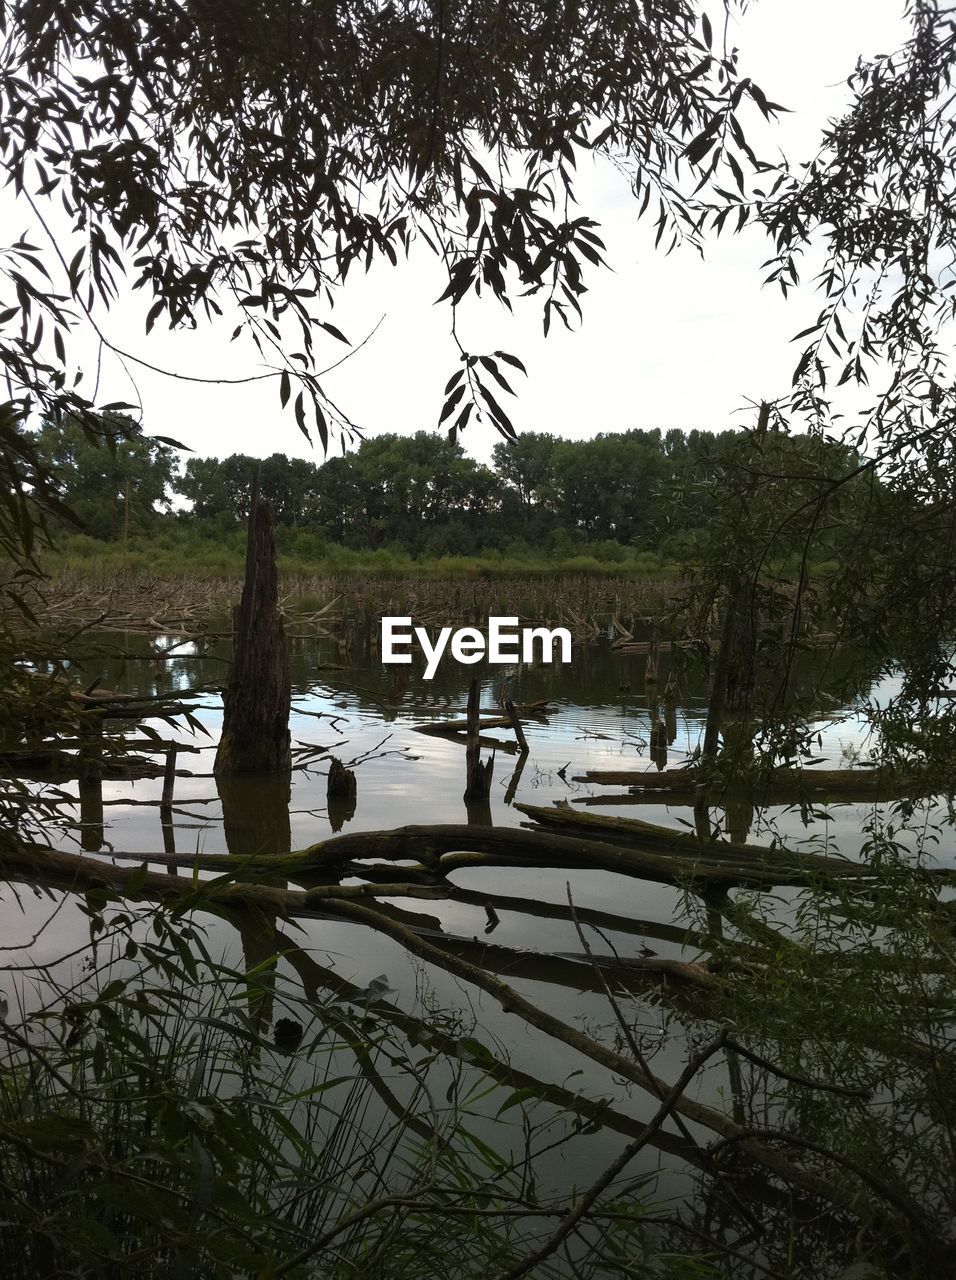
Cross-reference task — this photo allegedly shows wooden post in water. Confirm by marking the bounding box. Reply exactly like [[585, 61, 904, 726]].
[[645, 628, 660, 689], [160, 743, 179, 874], [77, 711, 104, 851], [214, 471, 292, 776], [504, 697, 529, 754], [464, 678, 494, 823]]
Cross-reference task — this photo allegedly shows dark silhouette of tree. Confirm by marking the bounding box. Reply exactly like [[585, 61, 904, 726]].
[[32, 412, 176, 540], [0, 0, 777, 453]]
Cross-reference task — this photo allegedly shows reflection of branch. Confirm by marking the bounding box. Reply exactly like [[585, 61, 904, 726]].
[[493, 1032, 733, 1280], [566, 885, 764, 1238], [317, 898, 857, 1210], [713, 1128, 936, 1242], [275, 931, 711, 1172], [0, 894, 69, 952]]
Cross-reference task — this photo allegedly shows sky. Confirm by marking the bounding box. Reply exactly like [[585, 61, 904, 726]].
[[18, 0, 910, 467]]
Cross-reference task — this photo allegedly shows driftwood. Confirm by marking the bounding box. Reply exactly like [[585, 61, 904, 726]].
[[19, 819, 917, 893], [413, 700, 554, 738], [574, 765, 937, 800], [514, 802, 867, 878]]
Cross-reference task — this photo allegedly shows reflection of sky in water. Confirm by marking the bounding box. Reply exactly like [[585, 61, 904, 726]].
[[4, 631, 954, 1206]]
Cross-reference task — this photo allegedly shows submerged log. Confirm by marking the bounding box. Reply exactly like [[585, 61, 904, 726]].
[[574, 765, 937, 800], [413, 700, 554, 738], [327, 756, 357, 802], [214, 482, 291, 775]]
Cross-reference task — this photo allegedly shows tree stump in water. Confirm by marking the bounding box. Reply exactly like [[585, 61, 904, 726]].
[[327, 756, 357, 832], [464, 678, 494, 801], [214, 491, 291, 775]]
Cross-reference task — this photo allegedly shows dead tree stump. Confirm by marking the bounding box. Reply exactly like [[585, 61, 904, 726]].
[[464, 678, 495, 801], [214, 486, 291, 775], [327, 756, 357, 832]]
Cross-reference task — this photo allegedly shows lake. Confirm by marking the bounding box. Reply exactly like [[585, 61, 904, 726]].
[[3, 620, 951, 1271]]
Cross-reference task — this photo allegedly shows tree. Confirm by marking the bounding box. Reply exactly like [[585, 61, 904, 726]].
[[492, 433, 562, 513], [178, 455, 256, 526], [31, 411, 176, 540], [0, 0, 777, 454]]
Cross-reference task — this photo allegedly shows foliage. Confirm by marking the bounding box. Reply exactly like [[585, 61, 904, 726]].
[[30, 411, 176, 541], [695, 805, 956, 1278], [32, 416, 885, 566], [0, 895, 674, 1279], [0, 0, 776, 447]]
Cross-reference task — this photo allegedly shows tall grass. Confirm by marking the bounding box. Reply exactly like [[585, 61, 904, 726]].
[[38, 530, 680, 582], [0, 896, 663, 1279]]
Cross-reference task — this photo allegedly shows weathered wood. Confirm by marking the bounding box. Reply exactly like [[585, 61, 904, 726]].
[[326, 756, 357, 832], [514, 802, 866, 877], [412, 700, 553, 737], [278, 824, 889, 890], [327, 756, 357, 802], [463, 678, 494, 802], [504, 697, 529, 754], [214, 481, 291, 775], [574, 765, 935, 799]]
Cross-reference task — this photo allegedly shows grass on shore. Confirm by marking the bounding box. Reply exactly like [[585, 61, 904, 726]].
[[39, 530, 685, 581]]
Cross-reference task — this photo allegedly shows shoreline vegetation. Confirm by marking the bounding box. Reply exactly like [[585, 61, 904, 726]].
[[23, 418, 860, 585], [40, 536, 686, 582], [36, 532, 844, 582]]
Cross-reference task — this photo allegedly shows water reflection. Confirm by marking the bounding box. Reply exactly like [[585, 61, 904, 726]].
[[4, 620, 950, 1255], [217, 771, 292, 1027]]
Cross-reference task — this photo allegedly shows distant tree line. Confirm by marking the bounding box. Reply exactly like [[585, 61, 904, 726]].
[[31, 414, 876, 564]]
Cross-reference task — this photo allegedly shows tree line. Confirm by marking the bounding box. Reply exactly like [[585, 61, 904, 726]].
[[32, 413, 875, 565]]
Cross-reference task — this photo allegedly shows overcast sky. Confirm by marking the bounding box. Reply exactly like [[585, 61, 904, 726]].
[[31, 0, 910, 466]]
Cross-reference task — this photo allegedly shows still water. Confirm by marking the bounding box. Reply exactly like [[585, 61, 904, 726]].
[[3, 625, 949, 1232]]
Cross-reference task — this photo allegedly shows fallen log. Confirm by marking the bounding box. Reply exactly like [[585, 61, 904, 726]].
[[0, 841, 446, 909], [33, 821, 918, 892], [0, 752, 191, 782], [412, 699, 555, 737], [515, 802, 862, 876], [277, 931, 712, 1174], [574, 765, 940, 800]]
